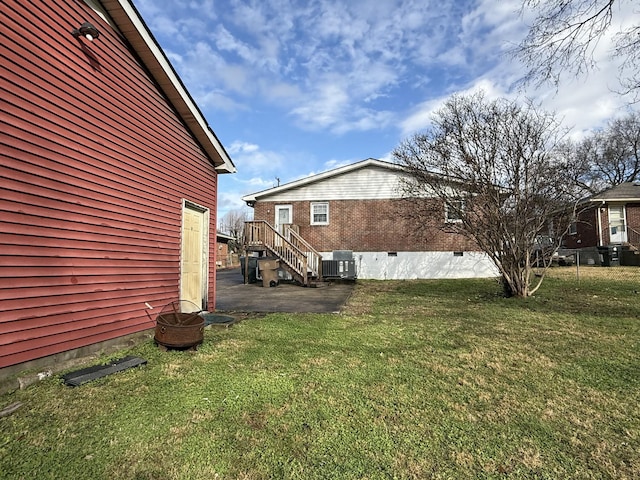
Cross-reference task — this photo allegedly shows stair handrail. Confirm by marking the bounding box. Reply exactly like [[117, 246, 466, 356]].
[[284, 225, 323, 279], [244, 220, 310, 285], [627, 225, 640, 248]]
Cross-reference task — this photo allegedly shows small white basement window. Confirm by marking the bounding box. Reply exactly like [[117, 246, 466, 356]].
[[311, 202, 329, 225]]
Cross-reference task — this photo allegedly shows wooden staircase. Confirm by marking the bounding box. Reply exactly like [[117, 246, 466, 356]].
[[243, 221, 322, 286], [627, 226, 640, 249], [627, 226, 640, 251]]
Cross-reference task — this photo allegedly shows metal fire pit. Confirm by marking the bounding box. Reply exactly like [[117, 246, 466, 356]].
[[154, 300, 204, 350]]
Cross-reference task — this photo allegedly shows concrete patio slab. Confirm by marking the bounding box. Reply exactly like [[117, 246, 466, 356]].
[[215, 268, 355, 313]]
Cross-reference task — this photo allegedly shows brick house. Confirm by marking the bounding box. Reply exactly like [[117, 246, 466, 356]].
[[216, 232, 239, 269], [241, 158, 497, 280], [1, 0, 235, 373], [563, 182, 640, 265]]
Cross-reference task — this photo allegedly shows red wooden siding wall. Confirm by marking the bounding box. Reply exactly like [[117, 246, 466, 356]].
[[0, 1, 218, 368]]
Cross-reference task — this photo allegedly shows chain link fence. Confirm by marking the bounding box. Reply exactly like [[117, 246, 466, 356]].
[[535, 246, 640, 283]]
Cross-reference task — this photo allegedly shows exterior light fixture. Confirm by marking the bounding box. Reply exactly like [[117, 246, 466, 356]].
[[71, 22, 100, 41]]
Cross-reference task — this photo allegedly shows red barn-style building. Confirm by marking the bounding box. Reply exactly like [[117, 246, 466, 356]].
[[0, 0, 236, 373]]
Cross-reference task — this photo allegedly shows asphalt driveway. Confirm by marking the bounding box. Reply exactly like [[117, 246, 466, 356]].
[[215, 268, 355, 313]]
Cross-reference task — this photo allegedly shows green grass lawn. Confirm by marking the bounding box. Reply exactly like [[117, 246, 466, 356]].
[[1, 271, 639, 479]]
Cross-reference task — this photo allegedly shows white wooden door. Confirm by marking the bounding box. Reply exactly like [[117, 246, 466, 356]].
[[181, 202, 208, 312], [608, 205, 627, 243], [274, 205, 292, 234]]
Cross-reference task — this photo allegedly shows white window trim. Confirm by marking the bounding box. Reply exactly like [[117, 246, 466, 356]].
[[310, 202, 329, 225], [274, 204, 293, 227], [568, 221, 578, 235], [445, 199, 464, 223]]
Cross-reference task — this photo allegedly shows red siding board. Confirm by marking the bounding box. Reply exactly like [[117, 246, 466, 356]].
[[1, 296, 161, 331], [0, 225, 179, 255], [0, 288, 173, 330], [1, 195, 177, 236], [1, 9, 216, 181], [0, 74, 201, 185], [1, 8, 185, 144], [0, 255, 177, 270], [0, 216, 177, 246], [2, 319, 153, 365], [0, 281, 176, 303], [0, 264, 178, 278], [3, 323, 148, 366], [2, 320, 143, 350], [0, 0, 221, 369], [0, 65, 196, 168], [1, 214, 155, 242], [0, 273, 175, 290], [0, 294, 178, 327], [1, 117, 199, 213], [1, 197, 177, 238], [0, 233, 176, 259]]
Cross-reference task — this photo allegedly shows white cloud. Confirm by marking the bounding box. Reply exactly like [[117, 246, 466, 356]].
[[141, 1, 522, 133], [227, 141, 286, 176], [399, 98, 442, 138], [197, 90, 248, 112], [214, 25, 255, 63], [289, 81, 348, 129], [187, 0, 219, 20], [216, 148, 286, 219], [397, 0, 635, 141], [322, 158, 357, 171], [289, 77, 396, 135], [228, 142, 259, 154], [260, 81, 302, 102]]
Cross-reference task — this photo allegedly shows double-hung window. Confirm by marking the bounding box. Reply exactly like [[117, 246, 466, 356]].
[[568, 221, 578, 235], [445, 199, 464, 223], [311, 202, 329, 225]]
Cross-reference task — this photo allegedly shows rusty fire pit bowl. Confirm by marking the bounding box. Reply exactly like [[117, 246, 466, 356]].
[[154, 301, 204, 349]]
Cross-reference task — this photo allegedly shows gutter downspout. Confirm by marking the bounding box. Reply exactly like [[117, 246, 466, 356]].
[[596, 201, 605, 246]]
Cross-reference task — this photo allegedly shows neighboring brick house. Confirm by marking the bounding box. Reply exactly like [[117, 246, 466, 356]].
[[242, 158, 497, 280], [216, 232, 239, 269], [563, 182, 640, 265], [1, 0, 235, 373]]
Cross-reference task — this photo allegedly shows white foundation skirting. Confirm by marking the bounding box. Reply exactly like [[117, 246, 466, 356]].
[[323, 251, 499, 280]]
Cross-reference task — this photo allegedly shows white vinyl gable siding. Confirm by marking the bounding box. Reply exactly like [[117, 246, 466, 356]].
[[263, 166, 407, 202]]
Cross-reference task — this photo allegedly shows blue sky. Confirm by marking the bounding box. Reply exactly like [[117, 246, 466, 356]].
[[132, 0, 637, 223]]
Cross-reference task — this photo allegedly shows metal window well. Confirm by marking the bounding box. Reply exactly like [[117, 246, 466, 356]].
[[154, 300, 204, 350]]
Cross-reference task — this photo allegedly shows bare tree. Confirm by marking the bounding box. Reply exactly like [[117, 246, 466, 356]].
[[219, 208, 252, 251], [607, 112, 640, 180], [393, 92, 581, 297], [513, 0, 640, 102], [564, 111, 640, 194]]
